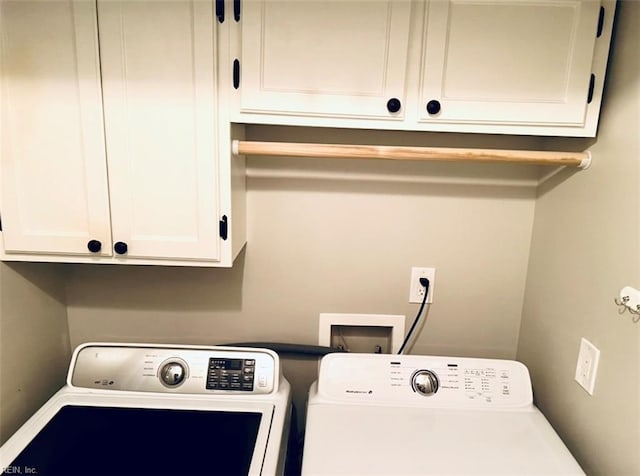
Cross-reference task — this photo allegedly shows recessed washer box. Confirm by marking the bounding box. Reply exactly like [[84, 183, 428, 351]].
[[318, 313, 405, 354]]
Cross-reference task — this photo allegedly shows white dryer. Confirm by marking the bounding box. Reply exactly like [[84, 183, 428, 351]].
[[0, 343, 292, 476], [302, 353, 583, 475]]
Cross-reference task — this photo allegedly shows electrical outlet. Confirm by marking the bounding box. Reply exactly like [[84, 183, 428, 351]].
[[574, 338, 600, 395], [409, 267, 436, 303]]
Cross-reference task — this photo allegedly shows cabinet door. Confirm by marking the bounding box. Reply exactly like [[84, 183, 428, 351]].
[[98, 0, 220, 261], [419, 0, 600, 126], [240, 0, 412, 120], [0, 0, 111, 256]]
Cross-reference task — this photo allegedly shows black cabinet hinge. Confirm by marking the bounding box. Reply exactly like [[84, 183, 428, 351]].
[[587, 74, 595, 104], [219, 215, 228, 240], [596, 6, 605, 38], [234, 0, 241, 21], [233, 59, 240, 89], [216, 0, 224, 23]]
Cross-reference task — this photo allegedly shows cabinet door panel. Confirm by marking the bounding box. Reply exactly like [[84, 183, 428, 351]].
[[241, 0, 412, 119], [420, 0, 600, 126], [98, 0, 220, 261], [0, 0, 111, 256]]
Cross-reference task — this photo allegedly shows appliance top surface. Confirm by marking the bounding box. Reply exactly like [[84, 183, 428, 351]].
[[0, 389, 279, 476], [68, 342, 282, 397], [302, 402, 584, 475], [0, 344, 292, 476], [303, 353, 583, 475]]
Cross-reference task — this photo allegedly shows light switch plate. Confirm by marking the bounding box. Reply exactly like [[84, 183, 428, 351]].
[[574, 337, 600, 395]]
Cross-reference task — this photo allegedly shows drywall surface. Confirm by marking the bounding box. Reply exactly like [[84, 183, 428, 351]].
[[517, 3, 640, 474], [0, 262, 70, 444], [65, 127, 540, 423]]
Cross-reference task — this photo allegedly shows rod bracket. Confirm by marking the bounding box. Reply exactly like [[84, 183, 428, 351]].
[[579, 151, 592, 170]]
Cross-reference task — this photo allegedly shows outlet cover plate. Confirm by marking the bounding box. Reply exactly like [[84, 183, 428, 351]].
[[318, 313, 405, 354], [574, 337, 600, 395], [409, 267, 436, 303]]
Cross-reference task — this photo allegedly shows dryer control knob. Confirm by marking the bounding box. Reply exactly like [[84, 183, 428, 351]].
[[411, 369, 439, 396], [160, 361, 187, 387]]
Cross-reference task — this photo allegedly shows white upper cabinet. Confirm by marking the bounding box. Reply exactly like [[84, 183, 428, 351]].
[[418, 0, 601, 128], [98, 0, 221, 262], [239, 0, 412, 120], [1, 0, 242, 266], [0, 0, 112, 256], [232, 0, 615, 137]]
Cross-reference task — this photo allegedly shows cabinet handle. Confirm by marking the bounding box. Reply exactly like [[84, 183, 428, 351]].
[[386, 98, 402, 113], [233, 59, 240, 89], [114, 241, 128, 255], [87, 240, 102, 253], [216, 0, 224, 23], [426, 100, 441, 115]]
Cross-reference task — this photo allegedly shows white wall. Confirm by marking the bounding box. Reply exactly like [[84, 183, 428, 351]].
[[0, 262, 70, 444], [517, 2, 640, 474], [65, 127, 541, 421]]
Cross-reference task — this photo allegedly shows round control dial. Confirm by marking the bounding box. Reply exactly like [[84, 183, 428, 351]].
[[411, 369, 439, 396], [159, 359, 188, 387]]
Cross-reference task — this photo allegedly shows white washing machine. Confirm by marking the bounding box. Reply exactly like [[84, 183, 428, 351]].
[[302, 353, 584, 475], [0, 343, 292, 476]]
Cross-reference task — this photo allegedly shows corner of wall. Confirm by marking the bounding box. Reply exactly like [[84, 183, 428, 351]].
[[0, 262, 71, 444], [516, 2, 640, 473]]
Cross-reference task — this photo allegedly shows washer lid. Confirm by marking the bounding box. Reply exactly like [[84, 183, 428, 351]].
[[0, 391, 276, 476], [6, 405, 265, 475], [302, 404, 584, 475]]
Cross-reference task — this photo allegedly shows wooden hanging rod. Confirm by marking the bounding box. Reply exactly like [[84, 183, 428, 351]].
[[232, 140, 591, 169]]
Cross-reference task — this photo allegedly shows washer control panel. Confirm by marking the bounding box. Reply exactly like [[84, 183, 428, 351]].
[[317, 353, 533, 409], [70, 344, 278, 395], [206, 357, 258, 391]]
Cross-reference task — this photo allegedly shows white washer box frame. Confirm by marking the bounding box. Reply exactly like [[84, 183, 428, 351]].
[[318, 313, 406, 354]]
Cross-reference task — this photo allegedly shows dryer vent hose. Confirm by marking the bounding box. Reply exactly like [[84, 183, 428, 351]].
[[224, 342, 345, 357]]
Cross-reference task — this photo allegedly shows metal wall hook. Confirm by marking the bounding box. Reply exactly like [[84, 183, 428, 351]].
[[615, 286, 640, 321], [614, 295, 631, 314]]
